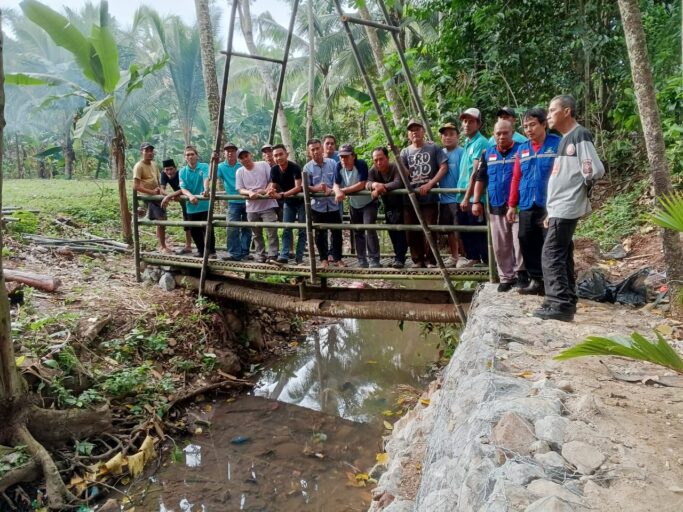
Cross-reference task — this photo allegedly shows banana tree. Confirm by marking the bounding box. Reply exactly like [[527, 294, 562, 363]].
[[7, 0, 166, 244]]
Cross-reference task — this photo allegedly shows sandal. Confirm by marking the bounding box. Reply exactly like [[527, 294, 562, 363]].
[[333, 259, 346, 267]]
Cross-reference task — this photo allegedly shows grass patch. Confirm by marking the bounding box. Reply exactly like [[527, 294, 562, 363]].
[[576, 180, 649, 250]]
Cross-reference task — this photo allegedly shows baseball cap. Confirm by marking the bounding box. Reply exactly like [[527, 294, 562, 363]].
[[496, 106, 516, 118], [338, 144, 355, 156], [140, 142, 154, 150], [459, 108, 481, 121], [260, 144, 273, 152], [162, 159, 176, 168], [438, 122, 459, 134], [223, 142, 237, 150], [237, 148, 251, 158], [407, 118, 423, 129]]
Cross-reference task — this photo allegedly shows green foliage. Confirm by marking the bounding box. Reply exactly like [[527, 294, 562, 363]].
[[0, 447, 31, 477], [576, 180, 648, 249], [420, 322, 462, 361], [100, 327, 168, 363], [651, 191, 683, 232], [99, 364, 152, 397], [555, 331, 683, 374], [6, 211, 39, 234]]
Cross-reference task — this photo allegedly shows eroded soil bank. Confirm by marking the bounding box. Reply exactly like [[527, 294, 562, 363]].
[[371, 285, 683, 512]]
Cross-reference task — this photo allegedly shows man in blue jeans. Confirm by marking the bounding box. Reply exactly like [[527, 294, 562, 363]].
[[217, 142, 251, 261], [269, 144, 306, 264]]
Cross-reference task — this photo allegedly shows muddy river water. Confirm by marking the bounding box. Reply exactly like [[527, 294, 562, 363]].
[[134, 319, 443, 511]]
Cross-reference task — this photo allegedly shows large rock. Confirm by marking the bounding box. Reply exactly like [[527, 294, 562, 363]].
[[525, 496, 580, 512], [535, 415, 569, 448], [492, 412, 536, 457], [158, 272, 176, 291], [561, 441, 605, 475], [527, 479, 583, 505], [534, 451, 567, 469]]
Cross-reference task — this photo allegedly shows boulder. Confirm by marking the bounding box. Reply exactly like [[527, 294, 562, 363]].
[[534, 415, 569, 448], [561, 441, 605, 475], [492, 412, 536, 457], [158, 272, 176, 291]]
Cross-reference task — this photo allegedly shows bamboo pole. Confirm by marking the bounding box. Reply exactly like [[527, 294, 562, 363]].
[[199, 0, 239, 297], [132, 189, 141, 282], [301, 172, 317, 281], [268, 0, 301, 144]]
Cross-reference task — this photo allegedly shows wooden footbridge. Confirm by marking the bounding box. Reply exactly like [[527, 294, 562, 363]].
[[132, 0, 497, 323]]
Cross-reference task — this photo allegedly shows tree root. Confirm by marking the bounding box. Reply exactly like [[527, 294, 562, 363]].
[[12, 424, 79, 510], [0, 459, 40, 494], [27, 404, 112, 447], [165, 379, 253, 415]]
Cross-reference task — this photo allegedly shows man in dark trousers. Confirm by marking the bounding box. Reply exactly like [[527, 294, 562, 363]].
[[534, 95, 604, 321], [506, 108, 561, 295], [160, 158, 194, 254]]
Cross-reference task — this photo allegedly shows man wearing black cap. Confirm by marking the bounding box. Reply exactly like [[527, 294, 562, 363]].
[[488, 107, 528, 147], [133, 143, 169, 253], [217, 142, 250, 261], [159, 158, 193, 254], [400, 119, 447, 268]]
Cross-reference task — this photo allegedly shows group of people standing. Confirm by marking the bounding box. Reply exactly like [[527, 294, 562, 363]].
[[133, 93, 603, 323]]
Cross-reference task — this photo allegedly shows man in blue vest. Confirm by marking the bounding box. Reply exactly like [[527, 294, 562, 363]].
[[533, 95, 604, 322], [507, 108, 561, 295], [487, 107, 527, 147], [472, 120, 523, 292]]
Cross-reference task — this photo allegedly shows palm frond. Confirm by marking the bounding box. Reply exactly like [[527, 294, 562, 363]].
[[554, 331, 683, 374], [651, 192, 683, 232]]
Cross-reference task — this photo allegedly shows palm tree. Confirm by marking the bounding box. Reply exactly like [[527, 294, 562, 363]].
[[8, 0, 166, 244], [194, 0, 222, 140], [133, 7, 204, 146]]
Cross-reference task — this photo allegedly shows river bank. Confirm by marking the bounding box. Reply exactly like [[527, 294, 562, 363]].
[[370, 284, 683, 512]]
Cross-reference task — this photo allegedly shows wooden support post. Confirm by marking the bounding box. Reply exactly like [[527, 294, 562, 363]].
[[132, 189, 142, 282], [301, 173, 318, 282]]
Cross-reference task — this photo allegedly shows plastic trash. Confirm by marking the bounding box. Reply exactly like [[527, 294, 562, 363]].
[[577, 268, 649, 306]]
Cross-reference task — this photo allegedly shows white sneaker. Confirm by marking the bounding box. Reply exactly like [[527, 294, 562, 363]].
[[443, 256, 458, 268], [456, 257, 473, 268]]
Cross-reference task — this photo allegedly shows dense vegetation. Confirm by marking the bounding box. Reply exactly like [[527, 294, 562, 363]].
[[1, 0, 680, 186]]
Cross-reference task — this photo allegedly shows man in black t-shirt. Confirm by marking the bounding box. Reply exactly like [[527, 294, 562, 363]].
[[268, 144, 306, 264], [160, 158, 193, 254]]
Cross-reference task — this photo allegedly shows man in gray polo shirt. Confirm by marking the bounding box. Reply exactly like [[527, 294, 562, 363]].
[[534, 95, 604, 322]]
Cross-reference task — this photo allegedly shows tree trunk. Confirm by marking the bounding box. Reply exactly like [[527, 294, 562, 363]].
[[358, 4, 403, 130], [14, 133, 24, 179], [617, 0, 683, 313], [38, 159, 47, 179], [63, 127, 75, 180], [195, 0, 222, 143], [112, 124, 133, 245], [238, 1, 294, 153], [305, 0, 315, 140]]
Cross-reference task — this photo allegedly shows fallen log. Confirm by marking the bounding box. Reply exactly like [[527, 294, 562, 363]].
[[3, 269, 62, 292]]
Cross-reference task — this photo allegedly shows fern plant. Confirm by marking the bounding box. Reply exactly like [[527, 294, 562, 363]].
[[651, 191, 683, 232]]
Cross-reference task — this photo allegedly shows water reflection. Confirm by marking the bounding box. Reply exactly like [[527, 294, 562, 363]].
[[255, 319, 439, 422]]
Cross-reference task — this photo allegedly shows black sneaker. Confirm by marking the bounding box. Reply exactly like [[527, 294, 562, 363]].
[[391, 260, 405, 269], [533, 306, 574, 322], [369, 260, 382, 268], [266, 256, 283, 266], [515, 270, 530, 288], [497, 282, 516, 292], [276, 257, 289, 264], [518, 279, 545, 295]]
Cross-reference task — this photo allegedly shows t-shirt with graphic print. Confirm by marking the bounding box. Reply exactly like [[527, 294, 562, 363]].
[[399, 142, 447, 204]]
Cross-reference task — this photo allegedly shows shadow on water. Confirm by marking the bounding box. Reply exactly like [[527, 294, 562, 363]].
[[133, 319, 447, 511]]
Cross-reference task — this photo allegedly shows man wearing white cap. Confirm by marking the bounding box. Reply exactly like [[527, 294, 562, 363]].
[[457, 108, 489, 265]]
